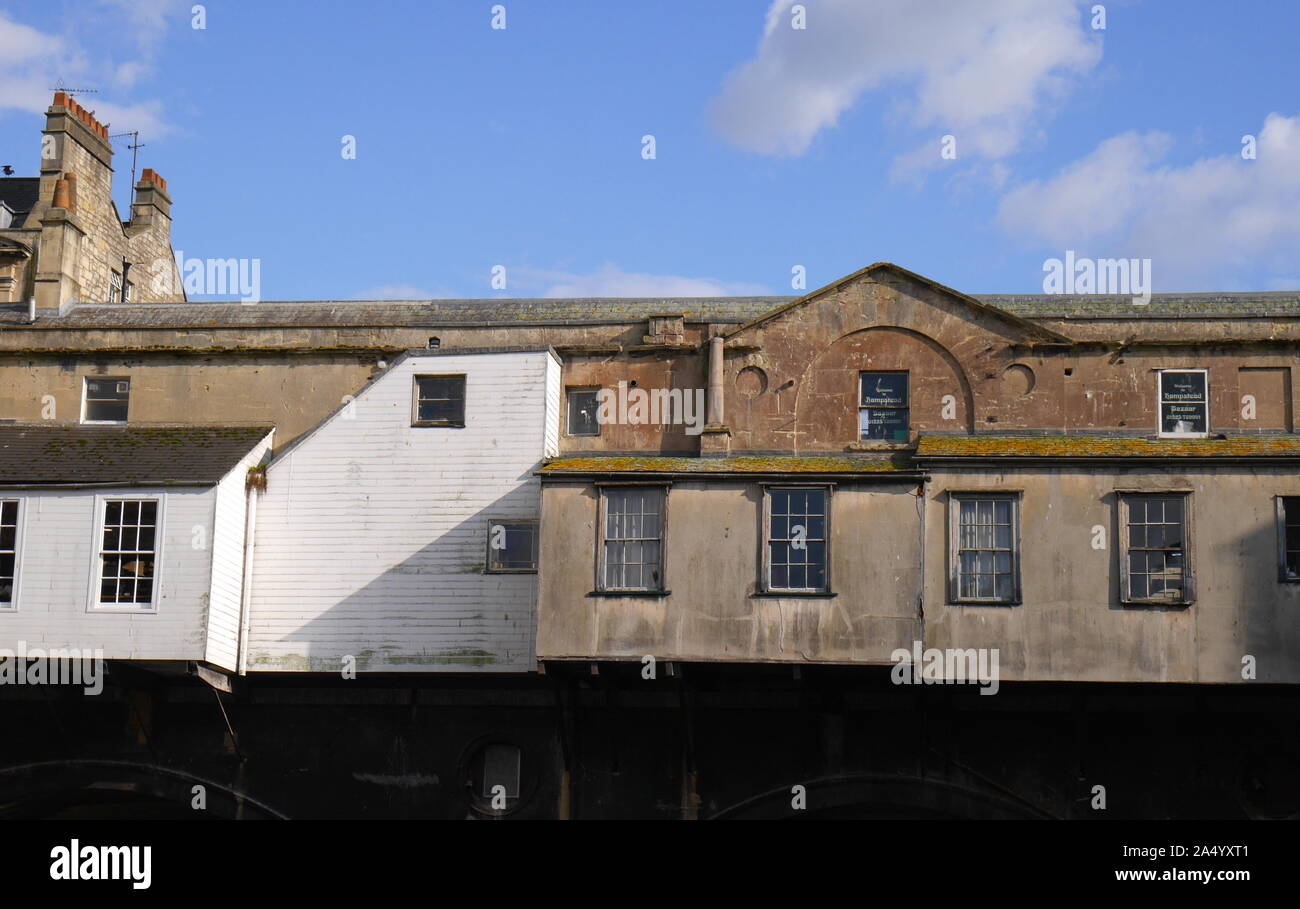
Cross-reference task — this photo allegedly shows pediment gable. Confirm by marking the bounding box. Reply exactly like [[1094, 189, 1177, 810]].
[[724, 262, 1071, 347]]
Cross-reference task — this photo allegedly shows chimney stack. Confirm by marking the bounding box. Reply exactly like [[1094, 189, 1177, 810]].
[[131, 167, 172, 225]]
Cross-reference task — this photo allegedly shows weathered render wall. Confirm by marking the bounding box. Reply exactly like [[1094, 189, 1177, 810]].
[[0, 486, 216, 660], [924, 465, 1300, 683], [247, 349, 561, 672], [0, 353, 382, 449], [536, 479, 922, 663]]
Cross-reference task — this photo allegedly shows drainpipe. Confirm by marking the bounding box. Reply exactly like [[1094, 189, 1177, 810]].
[[236, 476, 261, 676], [27, 297, 35, 323], [915, 479, 927, 646], [707, 334, 724, 425]]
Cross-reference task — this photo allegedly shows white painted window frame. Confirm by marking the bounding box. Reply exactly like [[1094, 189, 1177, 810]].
[[80, 376, 131, 425], [0, 496, 27, 612], [86, 494, 165, 613]]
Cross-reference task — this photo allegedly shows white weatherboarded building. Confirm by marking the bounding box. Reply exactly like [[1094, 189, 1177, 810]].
[[246, 348, 561, 672], [0, 424, 274, 670]]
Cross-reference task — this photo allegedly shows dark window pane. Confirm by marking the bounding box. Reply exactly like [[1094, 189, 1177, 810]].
[[414, 376, 466, 424], [1164, 496, 1183, 524], [568, 390, 601, 435]]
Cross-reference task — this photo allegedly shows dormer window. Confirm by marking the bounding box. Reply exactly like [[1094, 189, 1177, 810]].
[[1158, 369, 1208, 437]]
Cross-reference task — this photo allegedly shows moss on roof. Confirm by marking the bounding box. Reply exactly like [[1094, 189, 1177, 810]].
[[916, 435, 1300, 458], [0, 423, 274, 484], [540, 455, 914, 474]]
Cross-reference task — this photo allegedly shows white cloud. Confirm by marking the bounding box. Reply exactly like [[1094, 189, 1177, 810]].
[[517, 264, 770, 298], [0, 9, 178, 137], [710, 0, 1100, 170], [997, 113, 1300, 288]]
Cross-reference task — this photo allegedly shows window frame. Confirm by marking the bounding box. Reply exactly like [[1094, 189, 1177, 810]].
[[566, 386, 602, 437], [410, 374, 467, 428], [0, 497, 26, 612], [760, 484, 833, 595], [1157, 368, 1209, 439], [1118, 491, 1194, 606], [596, 484, 668, 594], [859, 371, 910, 442], [947, 491, 1022, 605], [80, 376, 131, 425], [485, 519, 539, 574], [87, 494, 164, 613], [1275, 496, 1300, 583]]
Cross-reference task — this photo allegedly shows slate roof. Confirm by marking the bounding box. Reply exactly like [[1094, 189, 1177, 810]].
[[0, 298, 789, 329], [973, 293, 1300, 319], [4, 291, 1299, 333], [0, 178, 40, 228], [539, 455, 916, 475], [0, 423, 274, 485], [915, 434, 1300, 459]]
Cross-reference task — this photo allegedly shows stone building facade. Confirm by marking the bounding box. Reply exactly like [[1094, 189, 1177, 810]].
[[3, 101, 1300, 816], [0, 93, 183, 310]]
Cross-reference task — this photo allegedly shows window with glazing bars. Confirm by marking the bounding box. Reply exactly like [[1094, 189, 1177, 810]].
[[1277, 496, 1300, 582], [1121, 493, 1190, 603], [97, 499, 158, 606], [766, 487, 828, 593], [600, 487, 664, 591], [0, 501, 17, 607], [951, 495, 1019, 603]]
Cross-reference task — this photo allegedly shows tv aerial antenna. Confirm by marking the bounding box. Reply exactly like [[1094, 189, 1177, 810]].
[[110, 131, 147, 190], [49, 79, 99, 97]]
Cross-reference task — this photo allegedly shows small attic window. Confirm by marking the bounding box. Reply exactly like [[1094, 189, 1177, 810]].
[[412, 375, 465, 426], [82, 377, 130, 424]]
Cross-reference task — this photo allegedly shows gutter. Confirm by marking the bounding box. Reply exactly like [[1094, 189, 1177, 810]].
[[537, 470, 925, 482]]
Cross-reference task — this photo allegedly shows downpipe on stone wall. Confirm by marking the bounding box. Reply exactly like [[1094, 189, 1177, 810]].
[[915, 477, 928, 643]]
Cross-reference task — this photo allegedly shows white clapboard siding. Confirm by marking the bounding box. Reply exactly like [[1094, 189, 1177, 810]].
[[0, 487, 216, 660], [203, 432, 275, 671], [247, 349, 561, 672]]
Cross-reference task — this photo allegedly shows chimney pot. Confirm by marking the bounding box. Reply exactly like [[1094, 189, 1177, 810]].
[[52, 178, 72, 211]]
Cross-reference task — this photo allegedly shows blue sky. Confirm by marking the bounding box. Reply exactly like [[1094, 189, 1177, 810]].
[[2, 0, 1298, 300]]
